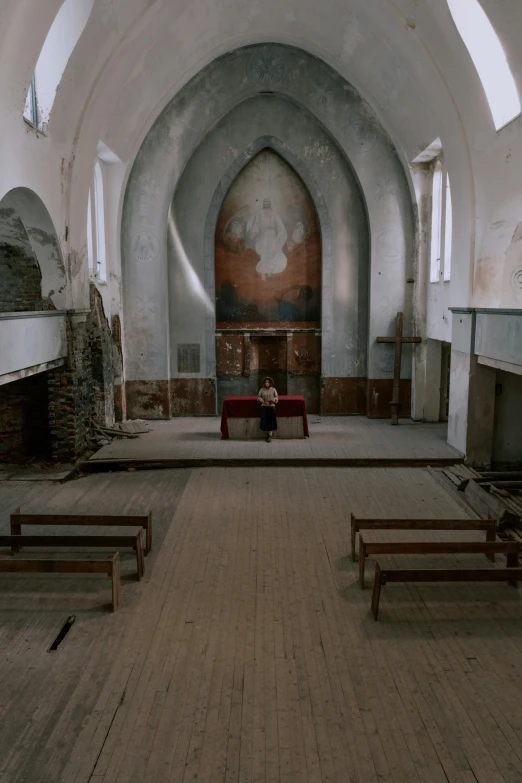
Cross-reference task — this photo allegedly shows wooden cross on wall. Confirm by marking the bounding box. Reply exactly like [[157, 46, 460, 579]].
[[376, 312, 421, 425]]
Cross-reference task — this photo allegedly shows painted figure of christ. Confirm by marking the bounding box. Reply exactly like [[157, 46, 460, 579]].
[[246, 198, 288, 279]]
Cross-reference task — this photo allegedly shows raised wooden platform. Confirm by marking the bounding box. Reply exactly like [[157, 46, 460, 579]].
[[83, 417, 463, 471]]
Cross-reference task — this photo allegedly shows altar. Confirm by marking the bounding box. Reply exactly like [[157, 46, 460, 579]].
[[220, 395, 310, 440]]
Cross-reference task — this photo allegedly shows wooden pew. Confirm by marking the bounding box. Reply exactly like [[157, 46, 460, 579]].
[[10, 509, 152, 555], [0, 553, 121, 611], [371, 562, 522, 620], [0, 533, 144, 581], [359, 538, 520, 588], [350, 513, 496, 562]]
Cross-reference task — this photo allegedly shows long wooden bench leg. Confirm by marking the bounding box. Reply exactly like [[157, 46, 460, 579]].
[[359, 543, 366, 589], [507, 551, 519, 587], [111, 553, 121, 611], [135, 535, 144, 581], [371, 563, 383, 620]]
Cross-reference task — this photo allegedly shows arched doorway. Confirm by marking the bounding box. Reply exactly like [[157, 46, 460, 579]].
[[214, 149, 322, 412]]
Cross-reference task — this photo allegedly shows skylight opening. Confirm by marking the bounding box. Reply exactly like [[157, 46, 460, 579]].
[[23, 0, 95, 129], [447, 0, 520, 130]]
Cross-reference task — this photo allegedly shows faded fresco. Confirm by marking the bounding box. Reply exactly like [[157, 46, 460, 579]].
[[215, 150, 321, 328]]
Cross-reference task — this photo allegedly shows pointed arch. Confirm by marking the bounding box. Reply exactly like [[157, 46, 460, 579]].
[[203, 135, 333, 378]]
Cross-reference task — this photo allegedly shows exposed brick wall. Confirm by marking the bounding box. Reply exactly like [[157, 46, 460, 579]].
[[46, 287, 116, 462], [89, 285, 115, 427], [0, 242, 43, 312], [48, 316, 93, 462], [0, 374, 52, 462]]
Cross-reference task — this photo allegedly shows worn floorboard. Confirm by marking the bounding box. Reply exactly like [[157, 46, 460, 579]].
[[0, 465, 521, 782]]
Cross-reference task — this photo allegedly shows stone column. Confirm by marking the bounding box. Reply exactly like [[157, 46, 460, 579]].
[[410, 162, 443, 421], [447, 309, 496, 467]]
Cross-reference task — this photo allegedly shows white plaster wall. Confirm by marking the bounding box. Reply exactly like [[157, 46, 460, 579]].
[[1, 0, 522, 382], [0, 312, 67, 377]]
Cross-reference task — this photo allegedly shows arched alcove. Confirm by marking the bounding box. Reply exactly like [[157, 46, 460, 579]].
[[0, 202, 43, 313], [0, 188, 67, 310], [212, 147, 323, 412], [123, 44, 411, 419]]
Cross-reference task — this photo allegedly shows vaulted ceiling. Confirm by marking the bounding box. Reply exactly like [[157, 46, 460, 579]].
[[2, 0, 522, 310]]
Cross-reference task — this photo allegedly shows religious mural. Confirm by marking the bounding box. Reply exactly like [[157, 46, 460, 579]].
[[215, 150, 321, 328]]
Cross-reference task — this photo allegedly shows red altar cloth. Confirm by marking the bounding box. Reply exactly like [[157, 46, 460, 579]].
[[220, 395, 310, 439]]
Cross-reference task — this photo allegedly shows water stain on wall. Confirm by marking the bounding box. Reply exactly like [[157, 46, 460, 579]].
[[215, 149, 321, 329]]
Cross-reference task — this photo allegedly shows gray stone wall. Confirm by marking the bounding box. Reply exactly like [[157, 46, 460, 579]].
[[122, 44, 415, 399], [171, 110, 368, 381]]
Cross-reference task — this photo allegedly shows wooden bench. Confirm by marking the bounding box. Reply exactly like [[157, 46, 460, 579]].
[[371, 562, 522, 620], [350, 513, 496, 562], [359, 538, 520, 588], [0, 553, 121, 611], [0, 533, 144, 581], [10, 509, 152, 555]]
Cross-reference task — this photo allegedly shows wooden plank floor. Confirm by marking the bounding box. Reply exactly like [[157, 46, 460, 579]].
[[1, 467, 522, 782], [87, 417, 461, 464]]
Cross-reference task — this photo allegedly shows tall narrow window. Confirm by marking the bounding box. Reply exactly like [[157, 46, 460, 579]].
[[431, 160, 453, 283], [447, 0, 520, 130], [86, 191, 94, 273], [443, 176, 453, 281], [94, 163, 106, 281], [430, 162, 443, 282]]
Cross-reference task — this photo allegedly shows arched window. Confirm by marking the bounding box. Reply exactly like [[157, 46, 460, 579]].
[[23, 0, 95, 128], [93, 163, 107, 281], [447, 0, 520, 130], [430, 160, 453, 283]]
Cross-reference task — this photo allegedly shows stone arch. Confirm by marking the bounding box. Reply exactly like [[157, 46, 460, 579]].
[[123, 43, 413, 415], [0, 188, 67, 310], [203, 136, 335, 378]]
